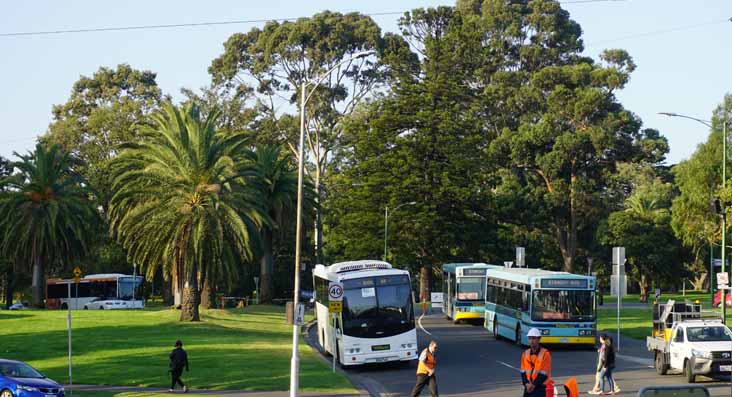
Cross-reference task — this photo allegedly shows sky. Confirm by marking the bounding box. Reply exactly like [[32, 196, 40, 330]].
[[1, 0, 730, 165]]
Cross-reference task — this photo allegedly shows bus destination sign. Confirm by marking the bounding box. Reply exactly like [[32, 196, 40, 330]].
[[461, 268, 487, 276], [540, 279, 588, 289]]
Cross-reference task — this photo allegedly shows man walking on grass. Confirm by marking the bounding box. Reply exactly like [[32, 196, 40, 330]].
[[169, 339, 189, 393]]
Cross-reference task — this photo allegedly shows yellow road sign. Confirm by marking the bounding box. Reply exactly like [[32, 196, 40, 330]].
[[329, 301, 342, 313], [73, 267, 82, 277]]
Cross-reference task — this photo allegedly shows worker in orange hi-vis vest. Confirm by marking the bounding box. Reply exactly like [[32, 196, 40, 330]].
[[520, 328, 553, 397], [411, 340, 438, 397]]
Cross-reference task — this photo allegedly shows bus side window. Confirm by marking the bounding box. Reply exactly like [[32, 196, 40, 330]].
[[522, 291, 529, 312]]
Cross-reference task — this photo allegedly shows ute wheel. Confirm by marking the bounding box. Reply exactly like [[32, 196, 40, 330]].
[[83, 306, 88, 310], [99, 306, 104, 310], [684, 359, 696, 383], [1, 388, 14, 397], [654, 352, 668, 375], [515, 326, 522, 346], [493, 319, 502, 340]]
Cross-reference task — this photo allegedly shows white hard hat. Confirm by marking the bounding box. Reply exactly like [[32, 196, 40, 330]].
[[527, 328, 542, 338]]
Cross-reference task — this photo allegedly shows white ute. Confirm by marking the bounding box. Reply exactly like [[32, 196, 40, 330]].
[[647, 300, 732, 382]]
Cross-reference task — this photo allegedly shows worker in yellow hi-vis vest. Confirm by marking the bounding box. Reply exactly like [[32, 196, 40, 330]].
[[411, 340, 438, 397]]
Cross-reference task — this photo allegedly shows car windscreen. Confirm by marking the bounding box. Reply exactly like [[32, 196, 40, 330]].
[[686, 326, 732, 342], [342, 275, 414, 338], [457, 277, 484, 301], [532, 289, 595, 322], [0, 362, 44, 378]]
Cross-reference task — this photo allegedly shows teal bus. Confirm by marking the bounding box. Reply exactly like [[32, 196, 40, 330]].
[[441, 263, 501, 323], [483, 267, 596, 346]]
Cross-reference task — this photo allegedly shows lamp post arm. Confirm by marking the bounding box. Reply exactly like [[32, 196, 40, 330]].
[[658, 112, 713, 128], [303, 51, 375, 107]]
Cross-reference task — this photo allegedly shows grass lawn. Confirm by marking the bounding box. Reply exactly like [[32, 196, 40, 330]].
[[74, 392, 182, 397], [597, 292, 732, 340], [0, 305, 355, 393]]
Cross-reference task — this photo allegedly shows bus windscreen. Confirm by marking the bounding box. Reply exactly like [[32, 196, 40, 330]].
[[531, 290, 594, 322], [342, 276, 414, 338], [457, 277, 484, 301]]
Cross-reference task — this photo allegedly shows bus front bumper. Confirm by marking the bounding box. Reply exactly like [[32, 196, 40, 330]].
[[454, 311, 483, 320], [342, 349, 418, 366], [539, 336, 596, 344]]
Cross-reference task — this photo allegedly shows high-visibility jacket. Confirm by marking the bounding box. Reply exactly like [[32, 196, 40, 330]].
[[520, 347, 552, 386], [416, 348, 436, 375]]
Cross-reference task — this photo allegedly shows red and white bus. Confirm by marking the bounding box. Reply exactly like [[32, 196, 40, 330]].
[[46, 273, 144, 310]]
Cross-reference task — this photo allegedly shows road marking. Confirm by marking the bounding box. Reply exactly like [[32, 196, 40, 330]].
[[418, 313, 432, 335], [497, 360, 521, 372]]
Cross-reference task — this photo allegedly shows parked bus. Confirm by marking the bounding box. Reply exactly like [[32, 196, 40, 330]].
[[313, 260, 417, 367], [441, 263, 500, 323], [483, 267, 596, 346], [46, 273, 144, 310]]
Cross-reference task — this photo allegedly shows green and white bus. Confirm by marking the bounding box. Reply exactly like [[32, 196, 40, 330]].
[[483, 267, 596, 346]]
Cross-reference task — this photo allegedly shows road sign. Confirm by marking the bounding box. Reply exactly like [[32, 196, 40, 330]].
[[430, 292, 443, 309], [295, 303, 305, 325], [654, 289, 661, 300], [328, 282, 344, 302], [329, 301, 343, 313], [717, 272, 729, 286], [516, 247, 525, 268], [73, 267, 81, 277]]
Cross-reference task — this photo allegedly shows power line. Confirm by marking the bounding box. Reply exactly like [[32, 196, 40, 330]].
[[0, 1, 630, 38], [0, 11, 406, 37], [588, 17, 732, 45]]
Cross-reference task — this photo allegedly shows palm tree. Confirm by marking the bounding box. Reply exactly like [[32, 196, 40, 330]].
[[109, 102, 267, 321], [0, 144, 97, 307], [253, 145, 299, 303]]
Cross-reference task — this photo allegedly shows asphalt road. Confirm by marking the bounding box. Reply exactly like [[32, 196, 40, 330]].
[[308, 311, 732, 397]]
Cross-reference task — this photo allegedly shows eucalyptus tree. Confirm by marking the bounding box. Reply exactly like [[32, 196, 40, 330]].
[[109, 102, 267, 321], [209, 11, 412, 263], [0, 144, 97, 307]]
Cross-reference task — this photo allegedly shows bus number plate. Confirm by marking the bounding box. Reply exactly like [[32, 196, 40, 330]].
[[371, 344, 390, 351]]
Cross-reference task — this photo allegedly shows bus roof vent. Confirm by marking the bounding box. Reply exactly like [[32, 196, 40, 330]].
[[330, 260, 392, 273]]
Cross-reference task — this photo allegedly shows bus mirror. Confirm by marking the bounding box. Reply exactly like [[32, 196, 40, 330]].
[[638, 385, 709, 397]]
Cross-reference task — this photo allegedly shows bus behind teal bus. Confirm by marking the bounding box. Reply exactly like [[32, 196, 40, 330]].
[[442, 263, 501, 323], [483, 267, 596, 346]]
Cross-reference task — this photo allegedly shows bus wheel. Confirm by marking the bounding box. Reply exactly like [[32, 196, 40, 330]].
[[61, 303, 68, 310], [515, 326, 522, 346], [493, 319, 502, 340]]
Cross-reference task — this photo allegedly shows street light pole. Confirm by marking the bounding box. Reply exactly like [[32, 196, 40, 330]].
[[383, 201, 417, 261], [660, 112, 727, 323], [289, 50, 374, 397]]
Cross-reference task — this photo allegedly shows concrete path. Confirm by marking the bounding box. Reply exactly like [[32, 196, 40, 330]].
[[68, 384, 366, 396]]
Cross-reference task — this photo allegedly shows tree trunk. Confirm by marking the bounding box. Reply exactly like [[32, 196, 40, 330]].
[[200, 278, 212, 309], [31, 254, 44, 308], [314, 170, 322, 265], [420, 266, 431, 302], [4, 264, 13, 309], [691, 273, 707, 291], [180, 263, 200, 321], [259, 229, 274, 303], [162, 275, 173, 305], [638, 273, 649, 303]]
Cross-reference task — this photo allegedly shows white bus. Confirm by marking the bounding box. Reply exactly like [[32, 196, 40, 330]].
[[313, 260, 418, 367], [46, 273, 144, 310]]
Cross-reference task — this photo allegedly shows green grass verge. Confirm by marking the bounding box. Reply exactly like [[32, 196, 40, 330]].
[[0, 305, 355, 393], [73, 392, 181, 397], [598, 292, 732, 340]]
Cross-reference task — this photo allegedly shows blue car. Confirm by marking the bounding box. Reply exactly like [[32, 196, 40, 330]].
[[0, 359, 64, 397]]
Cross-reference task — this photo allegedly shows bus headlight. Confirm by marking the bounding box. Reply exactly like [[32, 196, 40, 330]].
[[347, 348, 361, 354], [579, 329, 595, 336], [541, 329, 550, 336], [401, 343, 414, 349]]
